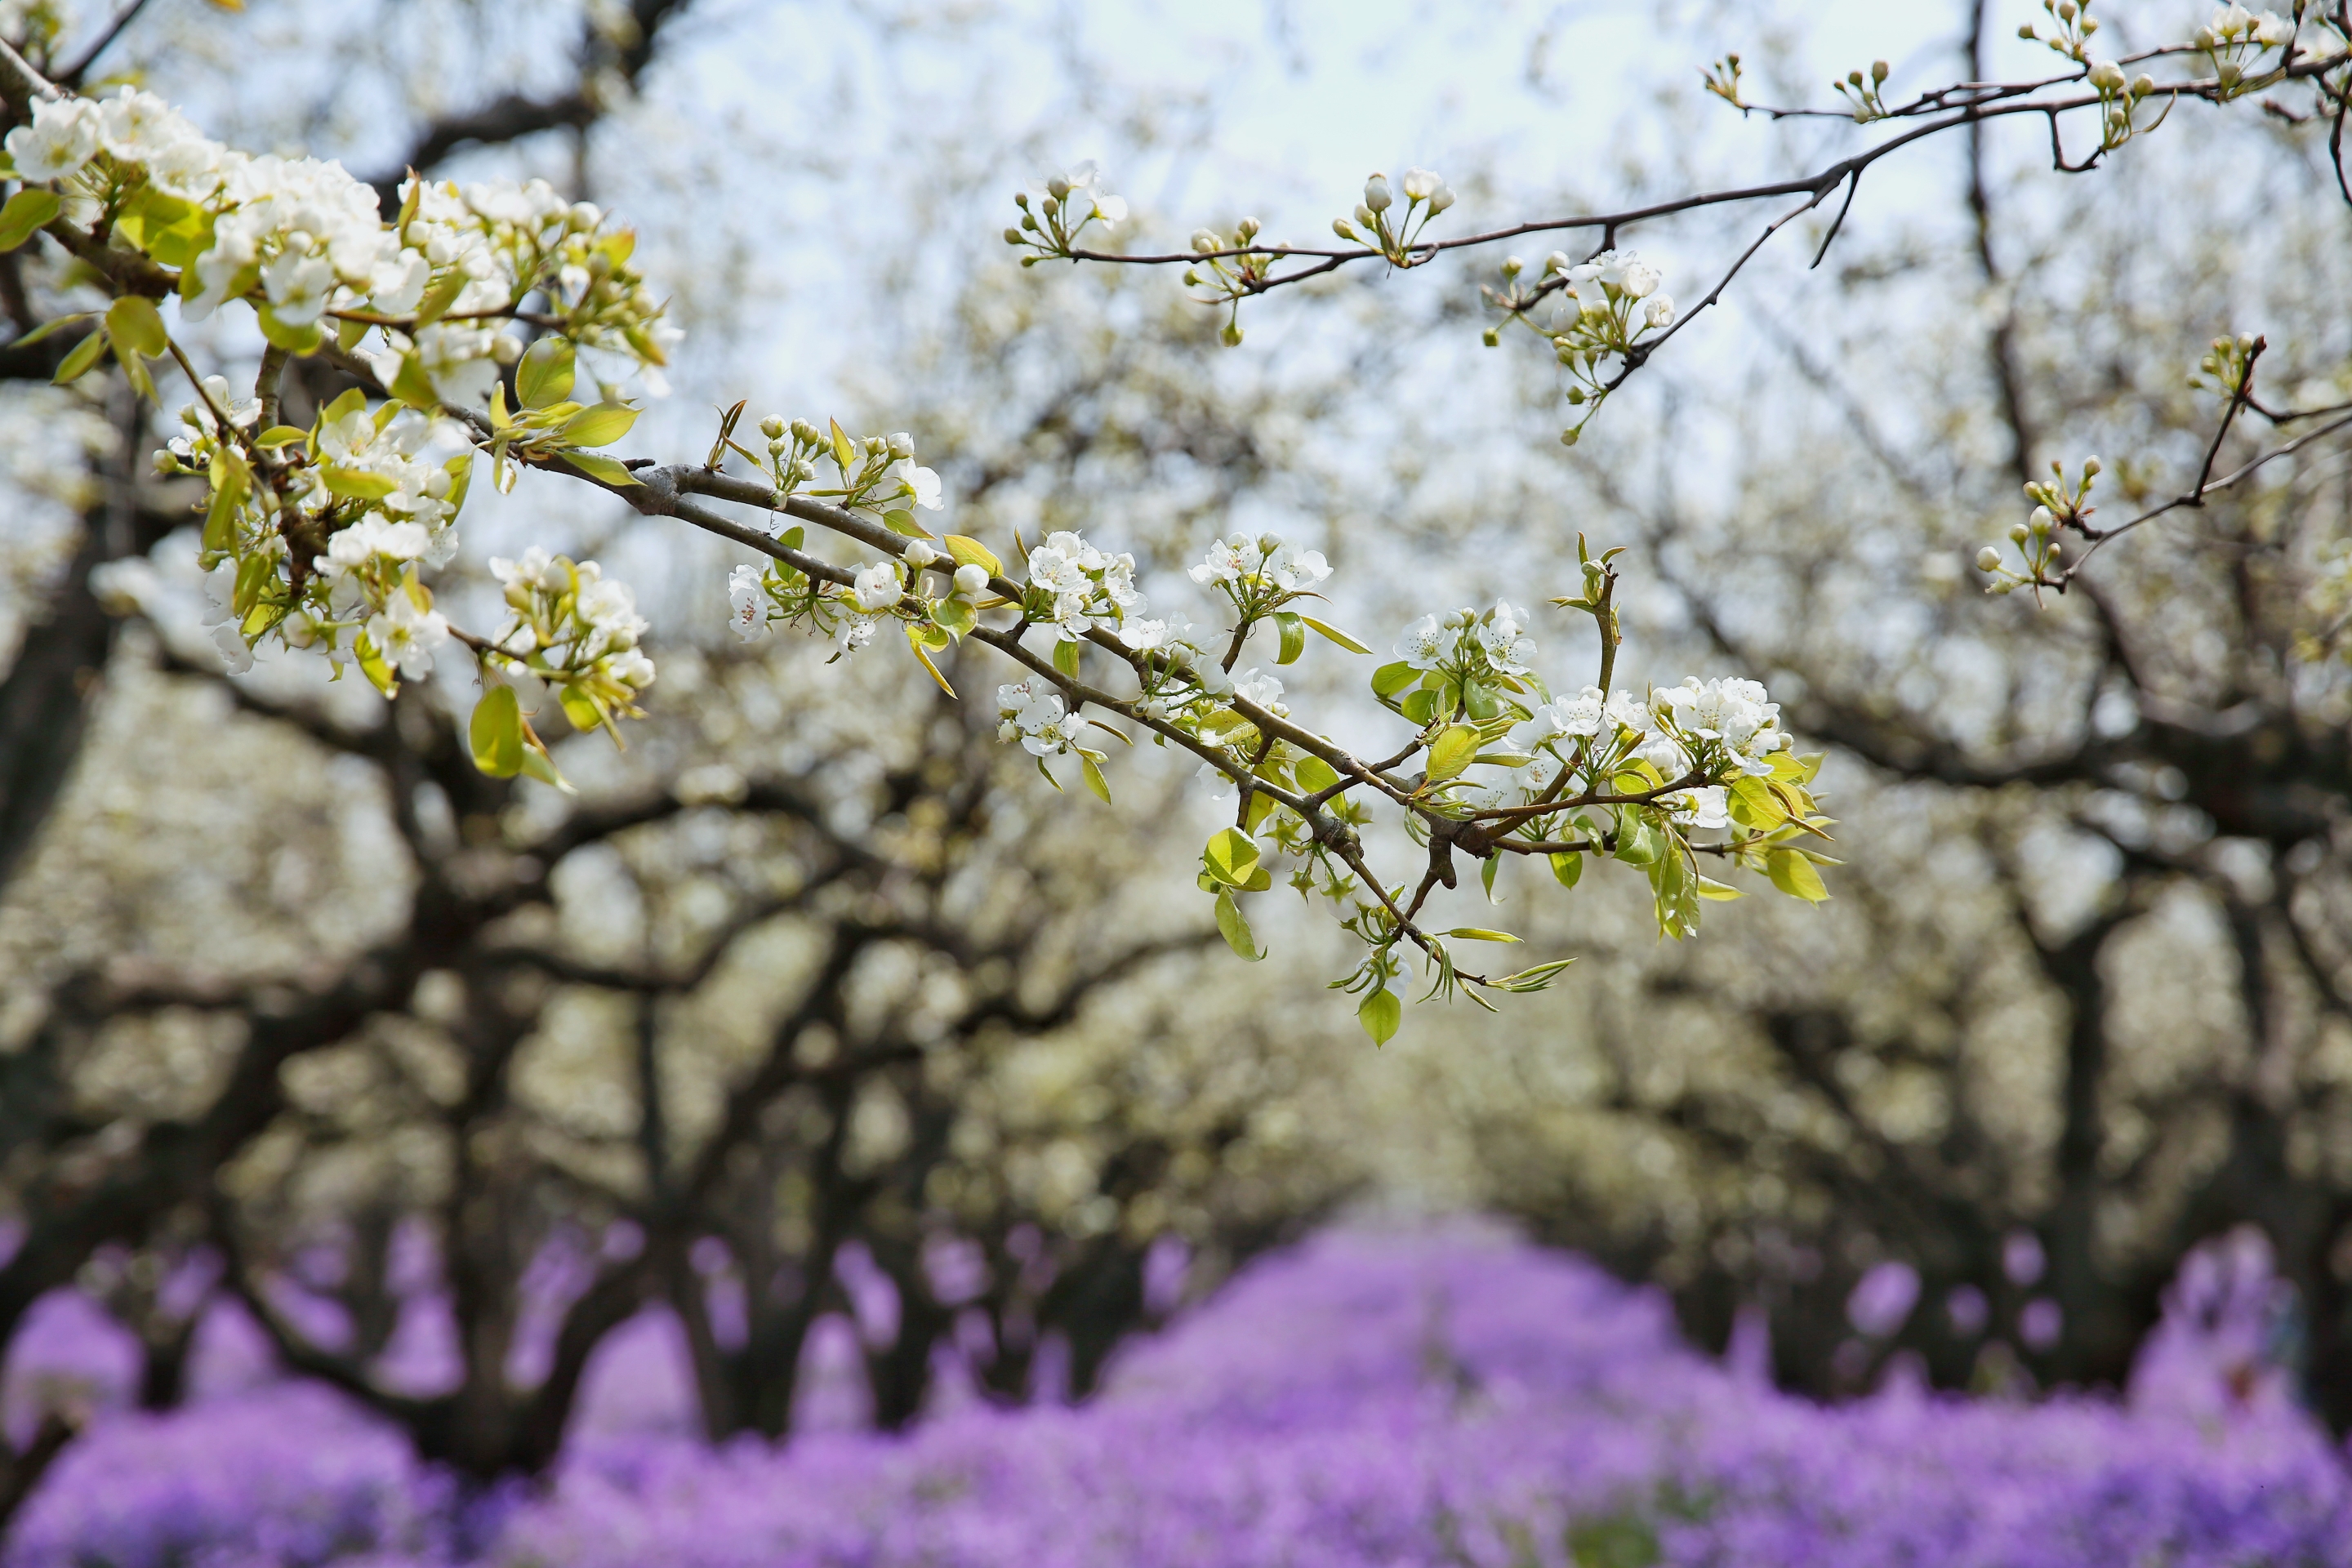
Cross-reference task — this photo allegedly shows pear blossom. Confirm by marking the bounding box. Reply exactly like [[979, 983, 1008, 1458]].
[[727, 564, 771, 642], [1232, 668, 1285, 712], [4, 96, 99, 182], [1190, 535, 1263, 586], [1396, 614, 1455, 670], [210, 621, 254, 675], [850, 561, 903, 612], [1027, 543, 1094, 595], [1399, 167, 1454, 212], [890, 457, 944, 510], [1266, 546, 1331, 591], [493, 546, 561, 593], [1474, 601, 1534, 674], [366, 592, 450, 680]]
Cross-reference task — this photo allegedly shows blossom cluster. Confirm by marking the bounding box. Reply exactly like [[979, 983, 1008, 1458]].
[[1022, 528, 1143, 643], [487, 547, 656, 736], [10, 1230, 2350, 1568]]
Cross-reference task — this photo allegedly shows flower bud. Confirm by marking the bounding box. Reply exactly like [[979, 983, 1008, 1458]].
[[954, 564, 990, 597], [1192, 229, 1222, 254], [1481, 327, 1499, 347], [1871, 60, 1889, 81], [1977, 546, 2004, 572], [2056, 0, 2074, 20], [2030, 506, 2054, 535], [1013, 191, 1029, 209], [2082, 455, 2101, 478], [568, 201, 603, 231], [886, 431, 914, 459], [491, 335, 523, 366], [902, 540, 939, 568], [2131, 74, 2154, 97], [1222, 321, 1244, 347], [2009, 521, 2031, 543], [1046, 176, 1071, 199], [1364, 172, 1392, 212], [791, 419, 820, 444], [1236, 216, 1261, 241], [1332, 219, 1358, 240], [1004, 227, 1025, 245], [1502, 255, 1524, 278], [1353, 203, 1375, 229], [760, 416, 785, 440], [2087, 60, 2125, 91], [2019, 23, 2038, 38]]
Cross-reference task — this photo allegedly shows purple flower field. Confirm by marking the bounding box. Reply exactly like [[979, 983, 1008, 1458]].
[[6, 1227, 2347, 1568]]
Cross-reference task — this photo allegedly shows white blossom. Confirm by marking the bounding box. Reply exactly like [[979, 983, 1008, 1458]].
[[850, 561, 903, 612], [210, 620, 254, 675], [727, 564, 770, 642], [1396, 613, 1455, 670], [1232, 667, 1284, 712], [1266, 545, 1331, 590], [952, 563, 990, 598], [1474, 600, 1535, 674], [1189, 534, 1263, 586], [4, 96, 99, 182], [492, 546, 560, 593], [367, 592, 450, 680], [890, 457, 944, 510]]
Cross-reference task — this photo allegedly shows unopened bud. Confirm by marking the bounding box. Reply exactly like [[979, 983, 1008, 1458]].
[[903, 540, 939, 567], [954, 564, 990, 596], [1013, 191, 1029, 208], [1871, 60, 1889, 81], [2087, 60, 2124, 91], [1364, 172, 1392, 212], [791, 419, 820, 444], [1977, 546, 2004, 572], [491, 335, 523, 366], [2009, 522, 2030, 543], [2082, 455, 2101, 478], [1222, 321, 1244, 347], [760, 416, 785, 440], [1481, 327, 1499, 347], [2131, 74, 2154, 97], [1236, 216, 1261, 241], [1502, 255, 1524, 278], [1004, 227, 1024, 245], [1332, 219, 1358, 241], [1046, 176, 1071, 199]]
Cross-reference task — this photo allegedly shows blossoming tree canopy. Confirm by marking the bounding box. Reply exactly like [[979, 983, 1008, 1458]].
[[3, 1, 2342, 1040]]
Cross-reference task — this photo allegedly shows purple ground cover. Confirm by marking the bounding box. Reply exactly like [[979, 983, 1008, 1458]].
[[6, 1226, 2346, 1567]]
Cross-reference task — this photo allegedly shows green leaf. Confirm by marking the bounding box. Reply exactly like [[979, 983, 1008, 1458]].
[[51, 327, 108, 385], [1400, 687, 1437, 725], [519, 744, 576, 794], [1696, 876, 1744, 902], [231, 550, 273, 617], [563, 452, 641, 488], [336, 315, 371, 353], [1445, 928, 1521, 942], [829, 416, 857, 470], [104, 296, 167, 359], [1357, 987, 1401, 1045], [1052, 638, 1082, 679], [255, 306, 323, 354], [882, 507, 934, 540], [1203, 826, 1260, 887], [516, 336, 576, 409], [443, 452, 473, 513], [1424, 724, 1479, 784], [1766, 847, 1830, 903], [944, 535, 1001, 577], [1548, 850, 1584, 889], [560, 402, 639, 448], [1613, 807, 1664, 866], [1080, 751, 1112, 804], [1274, 611, 1306, 665], [1462, 679, 1500, 721], [1213, 889, 1265, 961], [559, 684, 605, 733], [388, 353, 440, 410], [323, 465, 397, 501], [1494, 958, 1575, 992], [256, 425, 307, 448], [1372, 660, 1420, 698], [1294, 755, 1341, 795], [412, 268, 467, 326], [0, 187, 58, 252], [7, 312, 88, 350], [1481, 852, 1500, 901], [469, 685, 525, 777], [931, 598, 976, 636], [1299, 615, 1371, 655]]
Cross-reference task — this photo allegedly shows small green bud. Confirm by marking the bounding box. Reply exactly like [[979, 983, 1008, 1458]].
[[1222, 321, 1243, 347], [1333, 218, 1358, 240], [759, 416, 785, 440], [2082, 455, 2101, 478], [1565, 385, 1586, 405], [1871, 60, 1889, 81], [1560, 428, 1579, 448], [2009, 521, 2031, 543], [1481, 327, 1499, 347], [1004, 227, 1024, 245]]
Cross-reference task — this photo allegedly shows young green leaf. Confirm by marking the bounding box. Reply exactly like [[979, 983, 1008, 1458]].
[[560, 402, 638, 448], [1357, 986, 1401, 1045], [1424, 724, 1479, 784], [1294, 755, 1341, 795], [51, 328, 109, 385], [564, 452, 642, 488], [469, 685, 525, 777], [1444, 928, 1521, 942], [882, 508, 935, 540], [1371, 660, 1419, 698], [1300, 615, 1372, 654], [1203, 826, 1260, 886], [1080, 751, 1112, 804], [1766, 847, 1831, 903], [517, 337, 576, 409], [1052, 638, 1082, 679], [1214, 889, 1265, 961], [1274, 611, 1307, 665], [0, 188, 59, 252], [829, 417, 857, 470], [105, 296, 168, 359], [1549, 850, 1584, 889], [944, 535, 1002, 576]]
